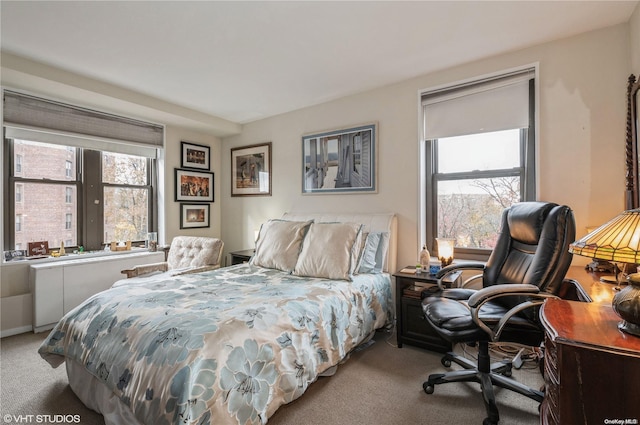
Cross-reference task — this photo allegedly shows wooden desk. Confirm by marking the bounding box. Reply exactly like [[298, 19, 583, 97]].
[[564, 265, 621, 304], [540, 283, 640, 424]]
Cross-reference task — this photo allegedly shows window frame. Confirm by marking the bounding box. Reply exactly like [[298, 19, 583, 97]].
[[3, 137, 157, 251], [420, 69, 537, 261], [100, 151, 154, 247]]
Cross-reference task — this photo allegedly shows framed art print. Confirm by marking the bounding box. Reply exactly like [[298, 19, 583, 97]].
[[181, 141, 210, 170], [175, 169, 214, 202], [302, 123, 377, 194], [180, 203, 210, 229], [231, 142, 272, 196]]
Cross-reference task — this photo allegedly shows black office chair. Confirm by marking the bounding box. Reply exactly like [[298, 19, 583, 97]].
[[422, 201, 575, 425]]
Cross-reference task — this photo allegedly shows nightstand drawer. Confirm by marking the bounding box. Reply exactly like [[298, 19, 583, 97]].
[[401, 297, 452, 353], [394, 267, 459, 352]]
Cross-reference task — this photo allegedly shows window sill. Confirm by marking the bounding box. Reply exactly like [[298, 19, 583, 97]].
[[1, 248, 155, 267]]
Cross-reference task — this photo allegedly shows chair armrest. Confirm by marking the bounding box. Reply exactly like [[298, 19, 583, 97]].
[[121, 262, 168, 278], [466, 283, 557, 341], [467, 283, 540, 308], [557, 278, 592, 302], [172, 264, 221, 276], [435, 262, 485, 279], [434, 262, 485, 290]]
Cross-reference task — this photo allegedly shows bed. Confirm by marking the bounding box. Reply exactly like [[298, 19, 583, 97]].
[[38, 212, 397, 425]]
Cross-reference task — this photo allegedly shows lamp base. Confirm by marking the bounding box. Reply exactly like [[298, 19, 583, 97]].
[[612, 273, 640, 338], [618, 320, 640, 337]]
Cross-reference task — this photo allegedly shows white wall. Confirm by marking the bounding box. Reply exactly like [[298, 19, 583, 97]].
[[631, 2, 640, 74], [221, 24, 631, 269], [163, 126, 222, 245]]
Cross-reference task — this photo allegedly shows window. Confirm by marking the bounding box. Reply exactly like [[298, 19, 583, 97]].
[[5, 139, 155, 251], [421, 69, 535, 259], [8, 140, 80, 249], [3, 90, 163, 253], [16, 184, 22, 202], [102, 152, 150, 243]]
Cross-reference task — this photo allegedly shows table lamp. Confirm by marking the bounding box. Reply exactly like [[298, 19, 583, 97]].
[[436, 238, 455, 267], [569, 209, 640, 337]]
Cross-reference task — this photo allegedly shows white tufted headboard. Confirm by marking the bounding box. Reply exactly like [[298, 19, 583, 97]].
[[281, 212, 397, 273]]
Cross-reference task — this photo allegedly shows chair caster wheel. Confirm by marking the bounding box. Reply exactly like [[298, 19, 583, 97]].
[[503, 370, 512, 377], [423, 382, 434, 394], [483, 418, 497, 425], [441, 358, 451, 367]]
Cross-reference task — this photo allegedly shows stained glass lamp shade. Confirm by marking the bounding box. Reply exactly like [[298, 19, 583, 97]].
[[569, 209, 640, 337]]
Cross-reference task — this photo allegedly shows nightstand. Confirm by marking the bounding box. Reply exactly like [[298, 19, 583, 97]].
[[229, 249, 255, 265], [393, 267, 462, 352]]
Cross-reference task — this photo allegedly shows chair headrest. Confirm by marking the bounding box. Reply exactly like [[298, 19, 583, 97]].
[[507, 202, 557, 245]]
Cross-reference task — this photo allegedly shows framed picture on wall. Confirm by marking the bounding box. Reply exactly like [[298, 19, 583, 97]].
[[302, 123, 377, 194], [181, 141, 210, 170], [175, 169, 214, 202], [231, 142, 272, 196], [180, 203, 210, 229]]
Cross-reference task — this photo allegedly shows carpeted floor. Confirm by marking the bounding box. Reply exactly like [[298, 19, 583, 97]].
[[0, 329, 543, 425]]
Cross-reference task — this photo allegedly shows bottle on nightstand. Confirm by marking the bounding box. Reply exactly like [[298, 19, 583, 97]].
[[419, 245, 430, 271]]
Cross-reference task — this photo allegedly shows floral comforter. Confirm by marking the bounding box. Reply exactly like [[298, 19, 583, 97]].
[[38, 264, 392, 425]]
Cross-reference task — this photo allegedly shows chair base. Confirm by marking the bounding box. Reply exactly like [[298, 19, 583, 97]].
[[422, 341, 543, 425]]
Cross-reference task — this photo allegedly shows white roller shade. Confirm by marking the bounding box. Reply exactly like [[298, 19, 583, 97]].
[[423, 70, 533, 140], [3, 90, 164, 157]]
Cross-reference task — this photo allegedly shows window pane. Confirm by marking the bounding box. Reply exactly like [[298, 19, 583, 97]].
[[103, 187, 148, 242], [14, 182, 77, 249], [102, 152, 147, 185], [13, 140, 76, 180], [437, 129, 520, 173], [437, 177, 520, 249]]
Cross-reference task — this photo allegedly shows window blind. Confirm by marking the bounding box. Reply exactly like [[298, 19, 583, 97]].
[[3, 90, 164, 158], [422, 69, 534, 140]]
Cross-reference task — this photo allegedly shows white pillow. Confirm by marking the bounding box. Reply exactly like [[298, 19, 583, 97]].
[[293, 222, 363, 280], [357, 232, 382, 274], [356, 231, 389, 274], [250, 219, 313, 272]]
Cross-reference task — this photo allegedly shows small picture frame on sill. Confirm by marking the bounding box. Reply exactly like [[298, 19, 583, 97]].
[[180, 203, 210, 229], [181, 141, 210, 170]]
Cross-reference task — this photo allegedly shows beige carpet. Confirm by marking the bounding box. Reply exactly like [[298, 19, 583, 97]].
[[0, 330, 542, 425]]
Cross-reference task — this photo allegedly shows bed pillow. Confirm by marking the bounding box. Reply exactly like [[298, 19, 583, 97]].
[[250, 219, 313, 272], [357, 232, 381, 274], [356, 231, 389, 274], [374, 231, 390, 272], [293, 222, 363, 280]]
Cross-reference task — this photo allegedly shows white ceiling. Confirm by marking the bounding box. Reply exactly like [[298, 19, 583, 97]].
[[1, 1, 638, 131]]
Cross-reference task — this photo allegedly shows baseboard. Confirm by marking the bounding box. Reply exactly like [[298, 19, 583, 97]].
[[1, 294, 33, 338], [1, 325, 33, 338]]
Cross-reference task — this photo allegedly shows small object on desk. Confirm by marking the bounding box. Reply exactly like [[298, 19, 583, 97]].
[[400, 267, 416, 274]]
